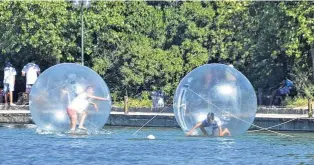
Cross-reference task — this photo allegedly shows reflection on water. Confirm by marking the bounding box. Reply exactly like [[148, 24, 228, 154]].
[[1, 125, 314, 165]]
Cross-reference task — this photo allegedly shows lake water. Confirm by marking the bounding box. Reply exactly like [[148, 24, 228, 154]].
[[1, 124, 314, 165]]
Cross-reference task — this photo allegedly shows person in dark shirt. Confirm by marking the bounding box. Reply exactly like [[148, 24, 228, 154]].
[[186, 112, 231, 136], [269, 78, 295, 106]]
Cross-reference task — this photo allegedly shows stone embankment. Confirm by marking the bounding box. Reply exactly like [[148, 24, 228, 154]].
[[0, 105, 313, 131]]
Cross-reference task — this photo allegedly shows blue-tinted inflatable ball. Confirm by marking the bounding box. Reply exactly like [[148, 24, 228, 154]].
[[173, 64, 257, 136], [30, 63, 111, 134]]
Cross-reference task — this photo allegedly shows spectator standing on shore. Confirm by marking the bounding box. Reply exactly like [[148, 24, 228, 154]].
[[3, 61, 17, 106], [22, 62, 40, 94]]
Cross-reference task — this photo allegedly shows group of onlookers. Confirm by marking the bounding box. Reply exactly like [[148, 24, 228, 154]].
[[1, 61, 40, 106]]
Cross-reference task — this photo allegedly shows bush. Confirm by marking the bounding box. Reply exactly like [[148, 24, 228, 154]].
[[284, 96, 308, 108], [112, 98, 152, 108]]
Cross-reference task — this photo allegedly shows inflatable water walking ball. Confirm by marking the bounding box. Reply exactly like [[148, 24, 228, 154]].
[[30, 63, 111, 134], [173, 64, 257, 136]]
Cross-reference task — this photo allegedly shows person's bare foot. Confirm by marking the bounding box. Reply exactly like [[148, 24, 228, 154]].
[[66, 128, 75, 134], [78, 126, 87, 130]]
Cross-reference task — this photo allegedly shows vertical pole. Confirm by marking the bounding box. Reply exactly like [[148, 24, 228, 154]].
[[56, 58, 60, 64], [310, 99, 313, 118], [258, 88, 263, 105], [308, 98, 312, 118], [81, 3, 84, 66], [311, 47, 314, 82], [124, 96, 128, 114]]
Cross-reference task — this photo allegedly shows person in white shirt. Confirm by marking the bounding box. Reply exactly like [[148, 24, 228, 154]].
[[67, 86, 110, 132], [3, 62, 17, 106], [21, 62, 40, 94]]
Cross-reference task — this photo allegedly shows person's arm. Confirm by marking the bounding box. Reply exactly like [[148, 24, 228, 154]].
[[37, 65, 41, 75], [218, 126, 223, 136], [87, 94, 110, 101], [12, 69, 16, 84], [61, 89, 69, 94], [21, 65, 26, 76], [12, 76, 15, 85], [280, 80, 286, 88], [186, 122, 202, 136], [89, 102, 98, 111], [200, 126, 209, 136]]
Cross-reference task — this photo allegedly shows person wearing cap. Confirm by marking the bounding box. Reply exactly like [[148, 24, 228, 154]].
[[3, 62, 17, 106], [186, 112, 231, 137]]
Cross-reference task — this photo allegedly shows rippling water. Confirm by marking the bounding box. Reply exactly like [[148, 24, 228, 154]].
[[1, 124, 314, 165]]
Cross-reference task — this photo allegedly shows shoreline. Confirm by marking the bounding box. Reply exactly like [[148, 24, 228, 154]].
[[0, 106, 313, 131]]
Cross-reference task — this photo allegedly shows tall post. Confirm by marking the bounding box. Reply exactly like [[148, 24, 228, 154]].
[[80, 3, 84, 66], [311, 48, 314, 82], [258, 88, 263, 105], [124, 96, 128, 114], [73, 0, 90, 66], [308, 98, 312, 118]]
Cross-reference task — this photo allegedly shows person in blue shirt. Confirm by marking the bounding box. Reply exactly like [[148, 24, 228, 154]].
[[269, 78, 295, 106], [186, 112, 231, 137], [279, 79, 294, 94]]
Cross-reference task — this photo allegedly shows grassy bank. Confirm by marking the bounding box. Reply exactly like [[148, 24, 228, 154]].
[[113, 98, 152, 108], [284, 97, 309, 108], [112, 96, 311, 109]]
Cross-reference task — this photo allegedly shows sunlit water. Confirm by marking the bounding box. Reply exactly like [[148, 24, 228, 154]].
[[1, 124, 314, 165]]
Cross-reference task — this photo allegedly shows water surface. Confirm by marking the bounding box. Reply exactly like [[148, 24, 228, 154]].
[[1, 125, 314, 165]]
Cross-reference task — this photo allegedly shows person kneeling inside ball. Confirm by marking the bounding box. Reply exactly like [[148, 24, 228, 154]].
[[67, 86, 109, 132], [186, 112, 231, 137]]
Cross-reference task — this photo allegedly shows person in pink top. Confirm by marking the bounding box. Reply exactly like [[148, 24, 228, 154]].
[[67, 86, 110, 132]]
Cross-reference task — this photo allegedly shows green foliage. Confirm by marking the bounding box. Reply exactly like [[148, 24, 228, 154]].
[[113, 98, 152, 108], [1, 1, 314, 101], [284, 97, 308, 108]]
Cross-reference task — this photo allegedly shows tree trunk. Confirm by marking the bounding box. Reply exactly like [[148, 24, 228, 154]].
[[311, 47, 314, 82], [56, 57, 60, 64]]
